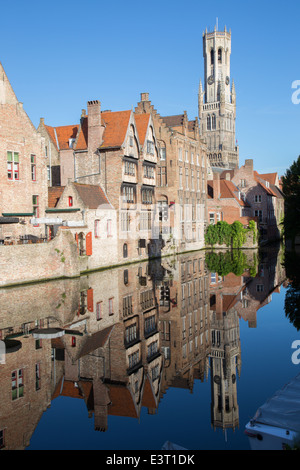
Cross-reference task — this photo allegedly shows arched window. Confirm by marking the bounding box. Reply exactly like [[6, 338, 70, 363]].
[[218, 48, 222, 64], [207, 115, 211, 131], [210, 49, 214, 65], [123, 243, 128, 258], [212, 114, 216, 130]]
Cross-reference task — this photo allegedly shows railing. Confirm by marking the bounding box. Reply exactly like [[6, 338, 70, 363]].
[[0, 235, 48, 245]]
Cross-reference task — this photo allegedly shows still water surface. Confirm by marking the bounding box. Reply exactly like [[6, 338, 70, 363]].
[[1, 244, 300, 450]]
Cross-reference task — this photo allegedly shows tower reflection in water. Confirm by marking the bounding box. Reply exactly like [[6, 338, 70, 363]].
[[0, 245, 286, 450]]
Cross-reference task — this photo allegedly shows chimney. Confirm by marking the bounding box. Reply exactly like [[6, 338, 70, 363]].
[[87, 100, 101, 153], [244, 159, 254, 172], [213, 172, 221, 199], [141, 92, 149, 102]]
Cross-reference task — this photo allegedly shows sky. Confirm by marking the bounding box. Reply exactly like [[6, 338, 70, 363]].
[[0, 0, 299, 176]]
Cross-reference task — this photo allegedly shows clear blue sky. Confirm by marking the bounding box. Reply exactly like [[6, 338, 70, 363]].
[[1, 0, 299, 176]]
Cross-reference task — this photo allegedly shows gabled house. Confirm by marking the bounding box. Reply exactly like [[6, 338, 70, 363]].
[[46, 181, 118, 269], [207, 173, 251, 225], [222, 159, 284, 242], [0, 61, 48, 243], [135, 93, 208, 253]]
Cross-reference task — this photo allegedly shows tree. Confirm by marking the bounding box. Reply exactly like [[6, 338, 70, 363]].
[[282, 156, 300, 243]]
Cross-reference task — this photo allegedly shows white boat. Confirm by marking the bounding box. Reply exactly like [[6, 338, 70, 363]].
[[245, 373, 300, 450]]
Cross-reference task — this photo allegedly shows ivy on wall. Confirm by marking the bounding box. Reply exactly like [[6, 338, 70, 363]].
[[205, 250, 258, 277], [205, 221, 258, 249]]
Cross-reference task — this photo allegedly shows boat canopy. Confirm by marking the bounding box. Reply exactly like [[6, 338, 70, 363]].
[[253, 373, 300, 433]]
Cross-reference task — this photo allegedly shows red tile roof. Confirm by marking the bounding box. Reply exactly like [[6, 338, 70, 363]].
[[73, 183, 111, 209], [48, 186, 65, 208], [208, 179, 249, 207], [75, 117, 88, 151], [134, 113, 150, 146], [100, 110, 132, 149], [45, 124, 79, 150]]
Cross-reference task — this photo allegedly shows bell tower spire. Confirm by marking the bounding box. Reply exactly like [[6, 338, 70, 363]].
[[199, 26, 239, 170]]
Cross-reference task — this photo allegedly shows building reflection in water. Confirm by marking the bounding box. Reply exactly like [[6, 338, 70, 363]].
[[0, 244, 286, 450]]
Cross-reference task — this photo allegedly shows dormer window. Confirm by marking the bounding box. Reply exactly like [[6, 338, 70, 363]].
[[147, 140, 154, 155], [68, 196, 73, 207]]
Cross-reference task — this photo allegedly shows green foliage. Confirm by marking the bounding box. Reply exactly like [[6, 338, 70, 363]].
[[205, 224, 219, 247], [205, 250, 258, 277], [282, 156, 300, 243], [205, 220, 257, 248]]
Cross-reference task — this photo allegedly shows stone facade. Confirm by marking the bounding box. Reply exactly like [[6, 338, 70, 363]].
[[198, 27, 239, 170]]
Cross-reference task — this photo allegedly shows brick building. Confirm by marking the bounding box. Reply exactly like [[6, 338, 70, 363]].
[[222, 159, 284, 242], [0, 62, 48, 242], [135, 93, 208, 253], [207, 172, 251, 225], [39, 101, 160, 265]]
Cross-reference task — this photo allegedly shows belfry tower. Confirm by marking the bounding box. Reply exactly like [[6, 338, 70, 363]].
[[198, 26, 239, 170]]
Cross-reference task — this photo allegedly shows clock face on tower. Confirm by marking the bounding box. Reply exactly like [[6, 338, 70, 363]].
[[208, 75, 214, 85]]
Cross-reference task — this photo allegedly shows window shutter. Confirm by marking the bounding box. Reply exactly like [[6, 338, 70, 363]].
[[87, 288, 94, 312], [86, 232, 92, 256]]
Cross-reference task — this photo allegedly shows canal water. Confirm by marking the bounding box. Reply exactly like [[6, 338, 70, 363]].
[[1, 244, 300, 450]]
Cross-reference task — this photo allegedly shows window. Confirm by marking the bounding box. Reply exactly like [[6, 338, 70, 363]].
[[12, 369, 24, 400], [178, 147, 183, 161], [96, 302, 102, 320], [124, 161, 135, 176], [218, 48, 222, 64], [147, 140, 154, 154], [109, 298, 114, 315], [255, 210, 263, 223], [0, 429, 5, 449], [31, 155, 36, 181], [147, 340, 158, 359], [179, 167, 183, 189], [124, 269, 128, 285], [107, 219, 112, 237], [35, 363, 41, 391], [7, 151, 19, 180], [207, 115, 211, 131], [123, 185, 135, 203], [121, 212, 130, 232], [125, 324, 137, 345], [142, 188, 153, 204], [33, 195, 39, 226], [160, 147, 166, 161], [255, 195, 262, 203], [140, 290, 154, 310], [145, 315, 156, 335], [123, 243, 128, 258], [157, 166, 166, 187], [144, 165, 154, 179], [94, 219, 100, 238], [130, 136, 134, 147], [185, 168, 189, 189], [211, 49, 214, 65], [47, 165, 51, 181], [185, 150, 189, 162], [123, 295, 133, 316], [209, 213, 215, 225], [128, 350, 140, 369], [240, 179, 246, 188], [212, 115, 216, 130], [68, 196, 73, 207], [256, 284, 264, 292]]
